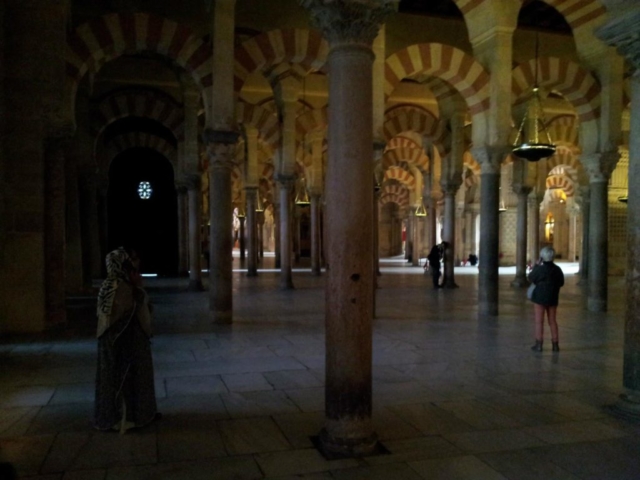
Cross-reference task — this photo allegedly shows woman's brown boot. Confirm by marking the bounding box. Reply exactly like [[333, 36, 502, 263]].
[[552, 342, 559, 352], [531, 340, 543, 352]]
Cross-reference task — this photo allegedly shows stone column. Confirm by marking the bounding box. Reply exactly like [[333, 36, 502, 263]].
[[78, 166, 101, 289], [300, 0, 396, 457], [441, 183, 459, 288], [44, 136, 68, 327], [528, 192, 541, 266], [186, 175, 204, 291], [176, 184, 189, 277], [576, 185, 590, 285], [277, 176, 295, 289], [97, 179, 109, 276], [511, 186, 532, 287], [596, 5, 640, 417], [274, 203, 281, 268], [258, 211, 265, 259], [205, 131, 238, 323], [246, 187, 258, 277], [411, 211, 421, 267], [373, 188, 382, 275], [311, 193, 322, 275], [239, 215, 246, 261], [464, 210, 473, 257], [65, 158, 83, 294], [472, 146, 505, 316], [582, 152, 618, 312]]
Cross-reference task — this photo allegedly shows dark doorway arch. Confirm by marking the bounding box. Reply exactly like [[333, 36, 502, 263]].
[[108, 148, 178, 275]]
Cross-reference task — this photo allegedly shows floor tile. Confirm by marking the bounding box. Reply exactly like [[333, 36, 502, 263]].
[[443, 428, 546, 454], [255, 448, 358, 477], [218, 416, 291, 454], [408, 455, 508, 480]]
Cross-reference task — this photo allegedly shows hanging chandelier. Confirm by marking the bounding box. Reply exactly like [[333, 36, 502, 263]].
[[255, 195, 265, 212], [512, 24, 556, 162], [618, 195, 628, 204], [295, 177, 310, 205], [415, 197, 427, 217]]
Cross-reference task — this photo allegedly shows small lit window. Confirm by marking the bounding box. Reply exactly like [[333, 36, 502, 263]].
[[138, 181, 152, 200]]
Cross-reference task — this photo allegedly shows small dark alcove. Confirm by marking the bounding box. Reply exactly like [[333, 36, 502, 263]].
[[108, 147, 178, 275]]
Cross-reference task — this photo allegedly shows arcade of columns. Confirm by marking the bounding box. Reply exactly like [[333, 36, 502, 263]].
[[1, 0, 640, 454]]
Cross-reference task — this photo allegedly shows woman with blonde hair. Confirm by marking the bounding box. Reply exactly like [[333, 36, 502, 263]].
[[528, 246, 565, 352]]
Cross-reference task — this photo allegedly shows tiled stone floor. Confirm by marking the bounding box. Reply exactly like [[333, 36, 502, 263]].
[[1, 256, 639, 479]]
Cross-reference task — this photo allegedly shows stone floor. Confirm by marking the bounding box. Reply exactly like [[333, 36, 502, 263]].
[[1, 256, 639, 479]]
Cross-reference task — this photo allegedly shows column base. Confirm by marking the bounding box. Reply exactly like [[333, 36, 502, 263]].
[[577, 277, 588, 286], [510, 276, 529, 288], [607, 393, 640, 421], [316, 427, 380, 459], [588, 297, 607, 312], [279, 273, 294, 290], [247, 269, 258, 277], [312, 269, 321, 276], [478, 305, 498, 317], [443, 282, 459, 289], [187, 279, 204, 291]]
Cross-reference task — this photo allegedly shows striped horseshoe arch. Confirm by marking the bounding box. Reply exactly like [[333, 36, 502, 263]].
[[234, 29, 329, 92], [296, 108, 328, 138], [546, 114, 579, 146], [66, 14, 212, 124], [380, 184, 410, 209], [512, 57, 601, 123], [545, 151, 581, 179], [385, 43, 490, 116], [236, 102, 280, 151], [384, 166, 417, 190], [463, 151, 481, 176], [104, 132, 177, 171], [382, 147, 429, 171], [93, 91, 184, 141], [386, 136, 422, 150], [546, 174, 575, 197], [384, 107, 450, 157], [454, 0, 605, 32]]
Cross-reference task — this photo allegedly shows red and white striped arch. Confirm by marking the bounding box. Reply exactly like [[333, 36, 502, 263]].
[[236, 102, 280, 151], [380, 184, 410, 208], [234, 29, 328, 92], [545, 151, 581, 179], [463, 150, 481, 175], [454, 0, 605, 32], [385, 44, 490, 115], [546, 174, 575, 197], [512, 57, 601, 123], [383, 107, 449, 157], [66, 14, 212, 125], [296, 108, 328, 138], [93, 91, 184, 140], [386, 136, 422, 150], [382, 147, 429, 170], [104, 132, 177, 170], [384, 166, 416, 189], [546, 114, 579, 146]]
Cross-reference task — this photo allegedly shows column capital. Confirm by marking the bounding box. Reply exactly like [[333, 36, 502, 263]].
[[581, 151, 620, 183], [300, 0, 398, 47], [470, 145, 510, 175], [596, 7, 640, 71], [440, 181, 461, 196], [512, 185, 533, 196], [275, 174, 297, 187]]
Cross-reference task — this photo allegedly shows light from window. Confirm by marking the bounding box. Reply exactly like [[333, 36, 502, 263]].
[[138, 181, 152, 200]]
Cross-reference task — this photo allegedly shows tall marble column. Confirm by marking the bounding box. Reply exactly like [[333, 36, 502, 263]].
[[373, 188, 382, 275], [576, 185, 590, 285], [300, 0, 396, 457], [176, 184, 189, 277], [277, 176, 295, 289], [258, 211, 265, 259], [78, 166, 101, 288], [239, 215, 246, 261], [186, 175, 204, 291], [311, 193, 322, 275], [441, 183, 459, 288], [97, 179, 109, 276], [65, 158, 83, 294], [527, 192, 541, 266], [411, 211, 421, 267], [274, 203, 281, 269], [246, 187, 258, 277], [472, 146, 505, 316], [511, 186, 532, 287], [596, 5, 640, 417], [583, 152, 618, 312], [205, 131, 238, 323], [44, 136, 68, 327]]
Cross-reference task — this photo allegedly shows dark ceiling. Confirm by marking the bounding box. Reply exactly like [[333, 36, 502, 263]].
[[398, 0, 572, 35]]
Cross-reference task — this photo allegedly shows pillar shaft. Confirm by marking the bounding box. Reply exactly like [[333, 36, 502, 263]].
[[247, 188, 258, 276], [44, 137, 67, 327], [577, 186, 590, 285], [311, 193, 321, 275], [511, 189, 531, 287], [587, 180, 609, 311], [187, 178, 203, 291], [411, 213, 420, 267], [78, 168, 101, 289], [177, 186, 189, 276], [65, 159, 83, 294], [206, 133, 237, 324], [278, 178, 294, 289], [442, 188, 458, 288], [274, 204, 281, 269], [239, 216, 246, 260]]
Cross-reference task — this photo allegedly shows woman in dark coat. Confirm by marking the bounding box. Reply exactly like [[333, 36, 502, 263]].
[[427, 244, 442, 289], [94, 247, 158, 433], [528, 246, 564, 352]]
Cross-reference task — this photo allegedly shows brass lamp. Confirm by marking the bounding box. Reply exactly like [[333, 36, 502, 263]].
[[415, 197, 427, 217], [294, 177, 311, 205], [255, 195, 265, 212]]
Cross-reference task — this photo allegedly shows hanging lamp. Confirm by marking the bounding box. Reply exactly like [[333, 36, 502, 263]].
[[512, 22, 556, 162], [618, 195, 628, 204], [255, 195, 265, 212], [295, 177, 311, 205], [498, 187, 507, 213], [415, 197, 427, 217], [236, 206, 246, 219]]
